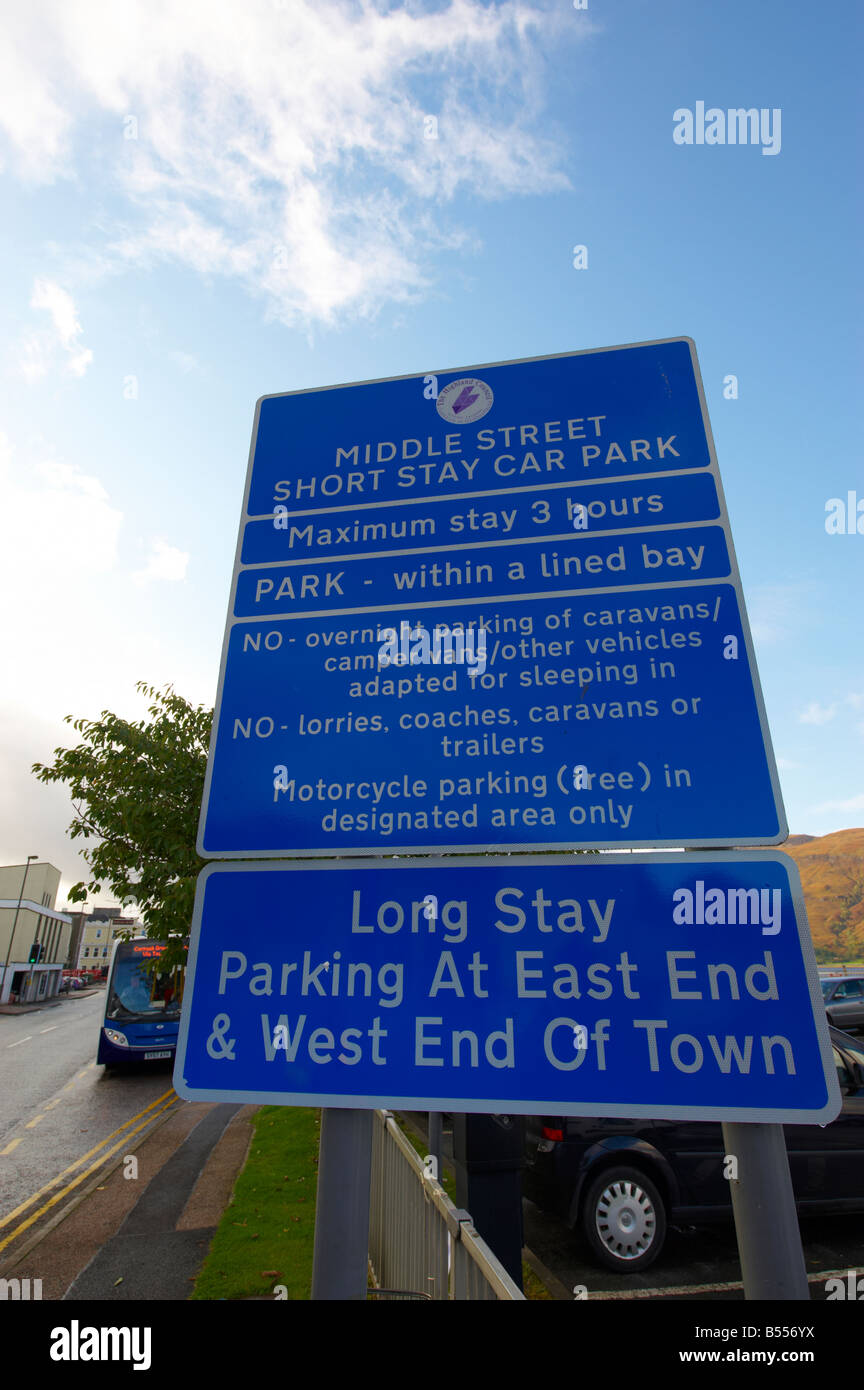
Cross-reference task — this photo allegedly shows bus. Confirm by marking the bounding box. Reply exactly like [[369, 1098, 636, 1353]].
[[97, 937, 186, 1067]]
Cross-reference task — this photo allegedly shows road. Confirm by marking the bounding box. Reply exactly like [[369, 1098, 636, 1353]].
[[0, 990, 178, 1247]]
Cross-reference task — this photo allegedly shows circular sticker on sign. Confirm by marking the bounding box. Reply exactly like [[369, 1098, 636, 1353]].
[[435, 377, 494, 425]]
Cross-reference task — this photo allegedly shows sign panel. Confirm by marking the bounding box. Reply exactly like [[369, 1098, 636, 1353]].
[[173, 853, 839, 1123], [199, 338, 786, 856]]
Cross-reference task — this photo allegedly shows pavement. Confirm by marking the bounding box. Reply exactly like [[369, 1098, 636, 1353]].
[[3, 1097, 563, 1303], [0, 987, 103, 1015], [0, 1095, 258, 1300]]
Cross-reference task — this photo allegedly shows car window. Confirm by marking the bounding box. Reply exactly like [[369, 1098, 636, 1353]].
[[836, 980, 864, 998], [821, 980, 835, 997], [835, 1050, 853, 1088], [841, 1039, 864, 1073]]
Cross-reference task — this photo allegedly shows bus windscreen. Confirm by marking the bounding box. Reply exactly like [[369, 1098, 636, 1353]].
[[106, 943, 183, 1023]]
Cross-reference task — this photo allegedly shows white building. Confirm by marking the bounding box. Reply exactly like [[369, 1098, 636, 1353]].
[[77, 915, 139, 971], [0, 862, 72, 1004]]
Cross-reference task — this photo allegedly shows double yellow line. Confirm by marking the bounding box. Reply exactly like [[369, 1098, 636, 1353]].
[[0, 1088, 178, 1255]]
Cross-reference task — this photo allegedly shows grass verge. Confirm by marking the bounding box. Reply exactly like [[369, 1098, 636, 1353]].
[[522, 1264, 553, 1299], [192, 1106, 549, 1302], [191, 1106, 320, 1301]]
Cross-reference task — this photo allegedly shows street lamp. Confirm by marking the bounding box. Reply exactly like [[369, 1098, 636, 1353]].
[[2, 856, 38, 1003]]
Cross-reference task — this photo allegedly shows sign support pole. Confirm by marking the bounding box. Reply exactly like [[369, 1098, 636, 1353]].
[[428, 1111, 443, 1180], [311, 1107, 373, 1300], [721, 1122, 810, 1300]]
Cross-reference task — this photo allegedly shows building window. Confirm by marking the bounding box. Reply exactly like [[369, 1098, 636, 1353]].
[[102, 947, 108, 957]]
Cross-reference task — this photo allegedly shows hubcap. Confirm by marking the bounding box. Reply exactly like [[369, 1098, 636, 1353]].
[[595, 1179, 656, 1260]]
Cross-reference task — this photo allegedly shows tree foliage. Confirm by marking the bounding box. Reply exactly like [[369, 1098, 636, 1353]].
[[32, 682, 212, 971]]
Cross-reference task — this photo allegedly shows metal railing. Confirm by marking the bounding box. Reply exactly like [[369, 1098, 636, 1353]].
[[368, 1109, 526, 1301]]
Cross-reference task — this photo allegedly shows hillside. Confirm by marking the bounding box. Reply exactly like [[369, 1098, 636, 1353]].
[[781, 829, 864, 963]]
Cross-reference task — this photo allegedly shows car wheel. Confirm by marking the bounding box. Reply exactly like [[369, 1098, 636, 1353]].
[[581, 1165, 667, 1272]]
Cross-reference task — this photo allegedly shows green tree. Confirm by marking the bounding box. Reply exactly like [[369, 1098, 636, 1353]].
[[32, 682, 212, 971]]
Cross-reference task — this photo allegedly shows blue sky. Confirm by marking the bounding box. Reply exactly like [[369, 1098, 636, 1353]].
[[0, 0, 860, 902]]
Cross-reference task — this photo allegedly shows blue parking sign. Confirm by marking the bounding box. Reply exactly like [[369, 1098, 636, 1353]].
[[174, 853, 838, 1123], [198, 339, 786, 856]]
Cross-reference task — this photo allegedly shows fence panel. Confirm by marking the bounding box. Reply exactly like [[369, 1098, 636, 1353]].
[[368, 1110, 526, 1301]]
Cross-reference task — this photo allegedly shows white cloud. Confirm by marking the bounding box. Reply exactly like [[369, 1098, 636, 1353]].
[[168, 351, 202, 375], [0, 18, 70, 181], [0, 431, 194, 722], [0, 429, 215, 896], [809, 793, 864, 815], [19, 278, 93, 381], [132, 539, 190, 586], [0, 434, 122, 592], [844, 695, 864, 736], [797, 693, 864, 729], [798, 701, 838, 726], [0, 0, 584, 326], [746, 582, 814, 645]]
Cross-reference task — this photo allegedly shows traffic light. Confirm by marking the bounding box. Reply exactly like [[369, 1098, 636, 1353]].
[[28, 942, 42, 964]]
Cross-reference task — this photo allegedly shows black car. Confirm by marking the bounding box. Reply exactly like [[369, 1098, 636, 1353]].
[[522, 1026, 864, 1273], [822, 976, 864, 1032]]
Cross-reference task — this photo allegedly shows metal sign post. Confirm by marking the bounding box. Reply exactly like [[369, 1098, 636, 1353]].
[[311, 1108, 373, 1300], [428, 1112, 443, 1180], [721, 1122, 810, 1300]]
